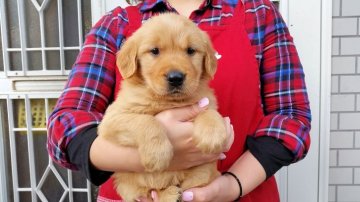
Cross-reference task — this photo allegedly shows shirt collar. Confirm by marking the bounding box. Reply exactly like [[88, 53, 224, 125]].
[[139, 0, 222, 12]]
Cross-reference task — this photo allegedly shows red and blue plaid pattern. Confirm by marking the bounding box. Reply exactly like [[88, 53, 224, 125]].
[[47, 0, 311, 169]]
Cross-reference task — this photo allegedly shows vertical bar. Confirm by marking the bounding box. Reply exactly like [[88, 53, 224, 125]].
[[16, 0, 29, 75], [7, 97, 20, 202], [86, 180, 92, 202], [0, 0, 10, 77], [279, 0, 289, 24], [39, 12, 47, 71], [318, 0, 332, 201], [0, 101, 9, 202], [44, 98, 49, 124], [276, 168, 288, 202], [57, 0, 65, 75], [68, 170, 73, 202], [24, 96, 37, 202], [77, 0, 84, 47]]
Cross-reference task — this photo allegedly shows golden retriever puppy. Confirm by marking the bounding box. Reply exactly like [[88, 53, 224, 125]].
[[98, 13, 227, 202]]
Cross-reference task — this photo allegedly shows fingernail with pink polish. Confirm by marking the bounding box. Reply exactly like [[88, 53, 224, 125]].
[[182, 191, 194, 201], [151, 190, 156, 199], [198, 97, 209, 108], [219, 153, 227, 160]]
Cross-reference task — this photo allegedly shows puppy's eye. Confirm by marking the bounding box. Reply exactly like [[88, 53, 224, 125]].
[[187, 47, 196, 55], [150, 48, 160, 55]]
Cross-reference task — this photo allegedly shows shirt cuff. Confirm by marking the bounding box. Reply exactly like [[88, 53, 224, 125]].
[[67, 126, 113, 186], [246, 136, 294, 178]]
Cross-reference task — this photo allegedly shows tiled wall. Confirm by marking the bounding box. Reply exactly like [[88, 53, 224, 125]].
[[330, 0, 360, 201]]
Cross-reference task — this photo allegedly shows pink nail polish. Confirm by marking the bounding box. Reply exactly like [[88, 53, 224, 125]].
[[219, 153, 226, 160], [151, 190, 156, 199], [198, 97, 209, 108], [182, 191, 194, 201]]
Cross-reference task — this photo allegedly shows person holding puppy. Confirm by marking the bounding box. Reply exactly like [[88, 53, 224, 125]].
[[47, 0, 311, 201]]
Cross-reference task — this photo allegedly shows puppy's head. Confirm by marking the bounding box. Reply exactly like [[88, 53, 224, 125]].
[[117, 13, 217, 98]]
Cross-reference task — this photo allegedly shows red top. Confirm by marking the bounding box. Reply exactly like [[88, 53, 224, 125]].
[[46, 0, 311, 201], [99, 2, 278, 201]]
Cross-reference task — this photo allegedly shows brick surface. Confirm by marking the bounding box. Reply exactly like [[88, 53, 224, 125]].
[[333, 18, 358, 36], [331, 113, 339, 130], [331, 94, 355, 111], [329, 168, 353, 184], [330, 0, 360, 199], [330, 150, 338, 166], [333, 0, 340, 16], [339, 113, 360, 130], [342, 0, 360, 16], [332, 76, 339, 93], [341, 37, 360, 55], [333, 37, 340, 55], [355, 132, 360, 148], [330, 131, 354, 148], [329, 185, 336, 202], [339, 149, 360, 166], [340, 75, 360, 93], [332, 57, 356, 74], [337, 186, 360, 201], [355, 168, 360, 184]]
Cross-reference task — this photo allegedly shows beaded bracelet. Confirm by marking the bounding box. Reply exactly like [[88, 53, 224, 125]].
[[222, 171, 242, 201]]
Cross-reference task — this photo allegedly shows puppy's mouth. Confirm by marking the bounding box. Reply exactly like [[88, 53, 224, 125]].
[[168, 86, 183, 95], [166, 70, 186, 95]]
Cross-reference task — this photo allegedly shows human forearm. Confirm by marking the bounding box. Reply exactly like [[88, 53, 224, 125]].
[[180, 150, 266, 202], [226, 150, 266, 198], [89, 135, 145, 173]]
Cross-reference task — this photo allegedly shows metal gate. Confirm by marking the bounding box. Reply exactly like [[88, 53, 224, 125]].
[[0, 0, 95, 201]]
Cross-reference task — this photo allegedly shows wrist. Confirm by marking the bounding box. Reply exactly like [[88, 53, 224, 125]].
[[221, 172, 242, 201]]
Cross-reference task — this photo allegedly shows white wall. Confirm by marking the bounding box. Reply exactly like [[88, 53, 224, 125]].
[[330, 0, 360, 201]]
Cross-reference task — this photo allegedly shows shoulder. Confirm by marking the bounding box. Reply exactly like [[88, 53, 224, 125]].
[[93, 6, 129, 27], [89, 6, 136, 49], [242, 0, 280, 25], [242, 0, 278, 18]]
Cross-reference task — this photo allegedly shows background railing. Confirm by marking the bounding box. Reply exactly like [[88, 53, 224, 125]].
[[0, 0, 94, 201]]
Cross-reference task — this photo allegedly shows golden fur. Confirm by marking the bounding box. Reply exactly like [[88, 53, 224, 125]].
[[98, 13, 227, 202]]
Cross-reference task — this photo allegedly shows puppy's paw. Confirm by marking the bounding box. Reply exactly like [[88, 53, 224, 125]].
[[158, 186, 182, 202], [193, 111, 227, 154], [139, 138, 174, 172]]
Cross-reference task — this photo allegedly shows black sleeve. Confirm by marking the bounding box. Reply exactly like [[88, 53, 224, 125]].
[[67, 126, 113, 186], [246, 136, 294, 179]]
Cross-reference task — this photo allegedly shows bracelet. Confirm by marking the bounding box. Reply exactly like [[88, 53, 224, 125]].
[[222, 171, 242, 201]]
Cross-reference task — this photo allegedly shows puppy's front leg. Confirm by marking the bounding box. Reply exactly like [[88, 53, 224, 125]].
[[132, 115, 174, 172], [193, 109, 227, 154]]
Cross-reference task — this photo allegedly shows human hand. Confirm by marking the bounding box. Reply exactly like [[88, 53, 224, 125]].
[[155, 98, 234, 171], [136, 173, 239, 202], [180, 174, 240, 202]]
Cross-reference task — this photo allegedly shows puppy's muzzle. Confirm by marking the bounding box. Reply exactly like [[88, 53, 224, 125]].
[[166, 70, 185, 89]]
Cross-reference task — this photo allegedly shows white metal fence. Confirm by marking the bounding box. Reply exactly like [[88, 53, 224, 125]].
[[0, 0, 91, 77], [0, 94, 94, 202], [0, 0, 95, 201]]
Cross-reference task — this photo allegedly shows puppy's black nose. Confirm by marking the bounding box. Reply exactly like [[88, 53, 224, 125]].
[[167, 71, 185, 87]]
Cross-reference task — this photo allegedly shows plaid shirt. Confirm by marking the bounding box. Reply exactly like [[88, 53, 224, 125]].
[[47, 0, 311, 169]]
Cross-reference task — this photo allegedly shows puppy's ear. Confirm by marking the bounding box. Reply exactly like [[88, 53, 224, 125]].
[[116, 37, 138, 79], [203, 35, 217, 79]]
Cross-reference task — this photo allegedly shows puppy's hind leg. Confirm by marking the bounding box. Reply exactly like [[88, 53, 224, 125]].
[[180, 163, 219, 191], [114, 180, 149, 202]]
